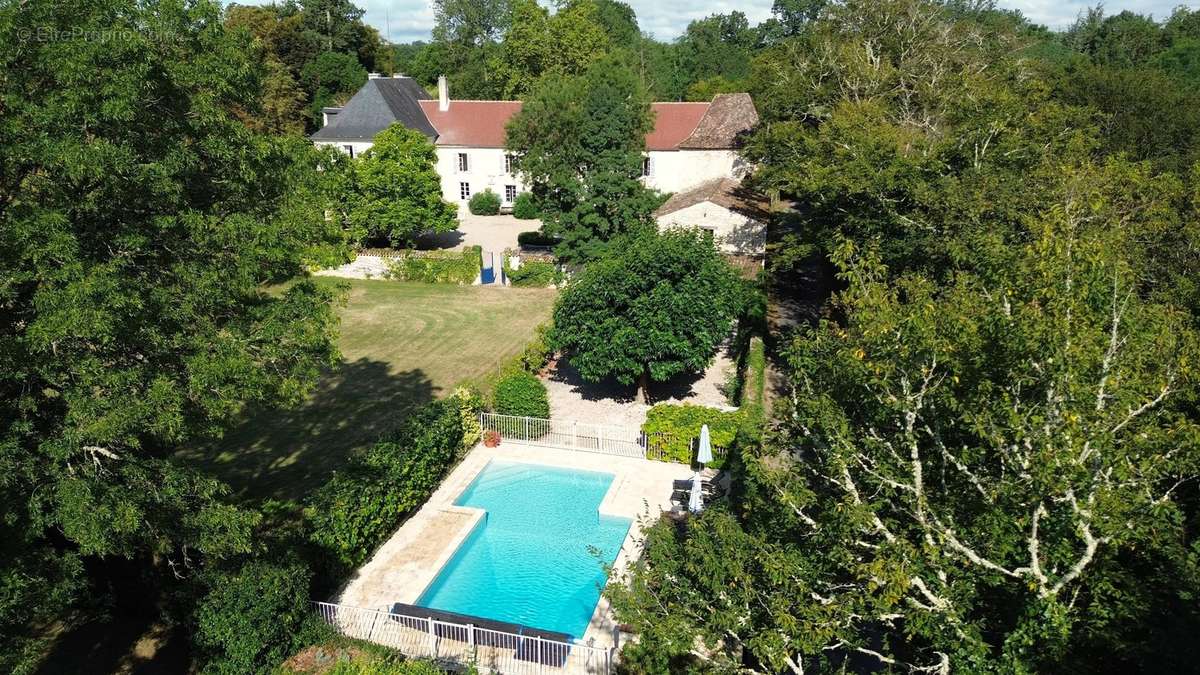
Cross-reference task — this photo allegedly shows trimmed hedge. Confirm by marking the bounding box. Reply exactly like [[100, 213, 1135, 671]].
[[493, 370, 550, 418], [384, 246, 480, 284], [307, 397, 467, 568], [512, 192, 538, 219], [505, 260, 559, 287], [642, 404, 742, 467], [468, 189, 501, 215], [517, 230, 558, 247]]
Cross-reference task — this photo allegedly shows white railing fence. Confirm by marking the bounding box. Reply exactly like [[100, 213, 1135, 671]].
[[480, 412, 728, 465], [479, 412, 645, 458], [314, 602, 613, 675]]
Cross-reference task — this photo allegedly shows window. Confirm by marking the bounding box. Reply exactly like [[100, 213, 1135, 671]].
[[459, 182, 471, 200], [641, 157, 652, 177], [343, 145, 354, 158], [457, 152, 469, 172], [505, 154, 515, 174], [505, 185, 517, 204]]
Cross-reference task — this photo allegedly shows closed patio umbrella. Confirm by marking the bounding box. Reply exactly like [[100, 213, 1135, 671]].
[[688, 472, 704, 513], [696, 424, 713, 466]]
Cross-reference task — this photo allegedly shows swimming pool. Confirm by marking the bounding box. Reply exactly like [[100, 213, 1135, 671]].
[[415, 461, 631, 639]]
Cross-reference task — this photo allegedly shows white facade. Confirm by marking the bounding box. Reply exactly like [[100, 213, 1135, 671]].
[[434, 147, 527, 207], [644, 149, 749, 194], [317, 144, 750, 208], [656, 201, 766, 256]]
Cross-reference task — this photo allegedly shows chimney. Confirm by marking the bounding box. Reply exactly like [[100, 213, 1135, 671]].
[[392, 73, 405, 78], [438, 75, 449, 112], [368, 72, 382, 79]]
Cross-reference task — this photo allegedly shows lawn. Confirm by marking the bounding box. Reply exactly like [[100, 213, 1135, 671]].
[[179, 279, 557, 501]]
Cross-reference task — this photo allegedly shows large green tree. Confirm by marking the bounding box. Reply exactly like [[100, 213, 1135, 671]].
[[0, 0, 347, 668], [338, 125, 459, 247], [506, 56, 662, 261], [550, 228, 743, 402], [611, 207, 1200, 672]]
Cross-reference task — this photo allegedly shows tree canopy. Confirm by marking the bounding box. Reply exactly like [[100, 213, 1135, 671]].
[[505, 56, 663, 261], [550, 228, 743, 401], [1, 0, 347, 669], [337, 124, 459, 247]]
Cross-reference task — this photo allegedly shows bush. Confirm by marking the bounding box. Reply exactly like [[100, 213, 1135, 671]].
[[492, 370, 550, 418], [384, 247, 480, 284], [468, 189, 501, 215], [196, 560, 318, 675], [512, 192, 538, 219], [307, 399, 464, 568], [642, 404, 742, 467], [517, 230, 558, 247], [505, 259, 559, 287], [517, 322, 554, 373], [452, 386, 484, 452]]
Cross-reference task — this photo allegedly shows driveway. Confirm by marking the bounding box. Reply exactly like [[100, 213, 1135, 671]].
[[415, 212, 540, 254]]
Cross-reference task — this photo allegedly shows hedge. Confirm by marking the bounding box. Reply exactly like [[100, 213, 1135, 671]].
[[492, 370, 550, 419], [505, 260, 559, 287], [307, 396, 468, 568], [384, 246, 480, 284], [512, 192, 538, 219], [468, 189, 501, 216], [517, 230, 558, 247], [642, 404, 742, 467]]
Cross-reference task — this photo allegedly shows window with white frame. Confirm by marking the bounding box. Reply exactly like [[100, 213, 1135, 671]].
[[459, 182, 471, 200], [457, 152, 469, 172], [505, 185, 517, 203], [641, 156, 652, 177], [343, 145, 354, 158], [505, 154, 515, 174]]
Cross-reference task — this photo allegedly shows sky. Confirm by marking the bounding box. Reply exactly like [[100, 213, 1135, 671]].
[[261, 1, 1197, 44]]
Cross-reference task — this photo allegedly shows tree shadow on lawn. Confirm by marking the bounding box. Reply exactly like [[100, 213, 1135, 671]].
[[182, 357, 437, 502]]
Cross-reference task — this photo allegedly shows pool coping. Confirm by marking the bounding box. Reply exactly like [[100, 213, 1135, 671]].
[[336, 441, 694, 649]]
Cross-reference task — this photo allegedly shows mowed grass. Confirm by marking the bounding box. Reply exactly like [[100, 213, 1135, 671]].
[[179, 279, 557, 501]]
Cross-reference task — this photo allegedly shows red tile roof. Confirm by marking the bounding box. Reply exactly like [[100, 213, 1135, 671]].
[[416, 100, 715, 150], [418, 100, 523, 148], [646, 103, 711, 150]]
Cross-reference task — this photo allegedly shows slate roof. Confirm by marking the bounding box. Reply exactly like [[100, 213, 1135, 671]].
[[655, 177, 770, 220], [310, 77, 436, 142]]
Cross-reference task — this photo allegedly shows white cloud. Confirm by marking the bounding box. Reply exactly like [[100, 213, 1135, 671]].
[[230, 0, 1199, 44]]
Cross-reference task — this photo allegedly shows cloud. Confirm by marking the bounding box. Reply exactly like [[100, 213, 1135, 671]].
[[229, 0, 1197, 44]]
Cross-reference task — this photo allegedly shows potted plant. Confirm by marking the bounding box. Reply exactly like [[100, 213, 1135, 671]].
[[483, 430, 501, 447]]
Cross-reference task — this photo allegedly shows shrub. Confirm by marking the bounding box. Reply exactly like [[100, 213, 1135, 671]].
[[518, 322, 554, 373], [468, 189, 501, 215], [517, 230, 558, 247], [307, 399, 464, 568], [642, 404, 742, 467], [512, 192, 538, 219], [505, 259, 559, 287], [492, 370, 550, 418], [196, 560, 318, 675], [452, 386, 484, 452], [384, 246, 480, 284]]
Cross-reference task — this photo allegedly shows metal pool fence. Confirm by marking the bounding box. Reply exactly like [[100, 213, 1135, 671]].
[[479, 412, 727, 463], [314, 602, 614, 674]]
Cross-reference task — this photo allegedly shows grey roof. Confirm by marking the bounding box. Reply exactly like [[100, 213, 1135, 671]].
[[310, 77, 436, 142]]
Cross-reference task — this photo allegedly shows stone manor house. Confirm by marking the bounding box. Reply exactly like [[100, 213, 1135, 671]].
[[312, 74, 766, 256]]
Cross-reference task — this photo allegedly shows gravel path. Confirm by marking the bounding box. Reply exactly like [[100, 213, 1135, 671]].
[[544, 345, 738, 429]]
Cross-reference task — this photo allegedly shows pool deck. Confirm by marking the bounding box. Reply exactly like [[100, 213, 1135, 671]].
[[336, 441, 695, 649]]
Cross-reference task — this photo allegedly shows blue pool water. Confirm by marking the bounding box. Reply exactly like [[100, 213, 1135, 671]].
[[415, 461, 631, 638]]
